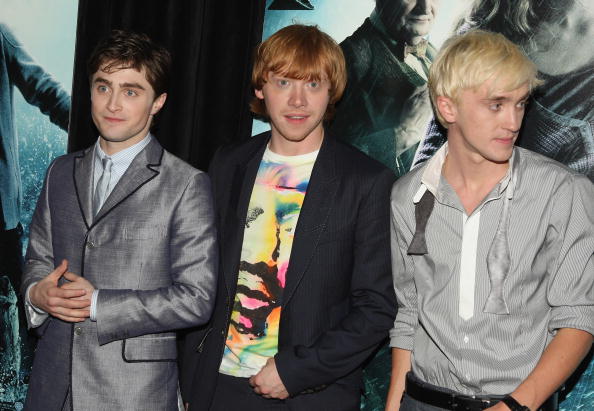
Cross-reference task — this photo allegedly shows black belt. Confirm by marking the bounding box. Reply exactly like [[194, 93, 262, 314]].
[[405, 373, 558, 411]]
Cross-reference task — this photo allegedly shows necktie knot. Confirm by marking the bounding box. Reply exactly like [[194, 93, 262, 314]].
[[404, 40, 428, 59]]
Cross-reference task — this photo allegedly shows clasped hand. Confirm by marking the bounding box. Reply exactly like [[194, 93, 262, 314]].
[[29, 259, 95, 322], [248, 357, 289, 399]]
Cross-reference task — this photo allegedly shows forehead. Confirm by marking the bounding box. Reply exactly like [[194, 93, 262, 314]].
[[267, 70, 328, 82], [92, 63, 151, 86]]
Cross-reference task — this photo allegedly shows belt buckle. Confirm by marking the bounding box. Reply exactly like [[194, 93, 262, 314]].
[[481, 399, 493, 409]]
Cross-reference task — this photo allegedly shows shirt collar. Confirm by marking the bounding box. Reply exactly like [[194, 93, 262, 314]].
[[413, 142, 517, 204], [95, 133, 152, 166]]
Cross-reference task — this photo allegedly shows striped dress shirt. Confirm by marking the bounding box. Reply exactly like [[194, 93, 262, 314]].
[[389, 143, 594, 396]]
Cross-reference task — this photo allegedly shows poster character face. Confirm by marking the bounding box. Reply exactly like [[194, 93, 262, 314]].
[[255, 72, 330, 154], [378, 0, 441, 42], [91, 64, 166, 151], [440, 80, 530, 164], [529, 0, 594, 75]]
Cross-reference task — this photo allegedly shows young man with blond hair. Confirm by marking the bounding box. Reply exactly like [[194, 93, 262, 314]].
[[181, 24, 396, 411], [387, 30, 594, 411]]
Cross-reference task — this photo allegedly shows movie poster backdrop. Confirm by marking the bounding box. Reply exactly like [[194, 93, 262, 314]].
[[0, 1, 77, 409], [255, 0, 593, 409]]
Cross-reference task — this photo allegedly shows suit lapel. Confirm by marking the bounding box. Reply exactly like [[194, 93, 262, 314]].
[[92, 138, 162, 226], [221, 137, 268, 299], [282, 135, 338, 307], [73, 146, 95, 230]]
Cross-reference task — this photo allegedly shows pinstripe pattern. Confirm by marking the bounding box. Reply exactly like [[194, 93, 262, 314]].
[[390, 144, 594, 396]]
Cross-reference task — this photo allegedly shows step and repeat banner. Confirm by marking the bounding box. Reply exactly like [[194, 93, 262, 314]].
[[255, 0, 594, 410], [0, 0, 77, 409]]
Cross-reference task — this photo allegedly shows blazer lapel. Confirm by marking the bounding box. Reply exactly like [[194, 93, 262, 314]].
[[92, 138, 162, 226], [221, 138, 268, 300], [73, 146, 95, 230], [282, 135, 338, 307]]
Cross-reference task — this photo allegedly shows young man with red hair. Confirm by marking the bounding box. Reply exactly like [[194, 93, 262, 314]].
[[181, 24, 396, 411]]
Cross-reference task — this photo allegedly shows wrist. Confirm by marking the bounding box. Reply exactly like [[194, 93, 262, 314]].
[[501, 395, 531, 411]]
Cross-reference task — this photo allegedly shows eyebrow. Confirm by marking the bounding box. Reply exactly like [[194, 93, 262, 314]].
[[485, 92, 530, 103], [93, 77, 145, 90]]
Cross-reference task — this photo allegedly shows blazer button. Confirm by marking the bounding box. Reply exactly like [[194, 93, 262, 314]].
[[74, 326, 83, 336], [86, 241, 95, 249]]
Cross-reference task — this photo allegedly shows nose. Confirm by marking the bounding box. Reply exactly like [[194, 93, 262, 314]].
[[412, 0, 429, 13], [288, 84, 306, 108], [107, 92, 122, 112], [504, 107, 524, 133]]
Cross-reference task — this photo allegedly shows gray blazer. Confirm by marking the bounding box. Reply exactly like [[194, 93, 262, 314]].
[[22, 138, 218, 411]]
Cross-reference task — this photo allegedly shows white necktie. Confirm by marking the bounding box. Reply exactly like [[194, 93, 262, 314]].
[[93, 157, 112, 215]]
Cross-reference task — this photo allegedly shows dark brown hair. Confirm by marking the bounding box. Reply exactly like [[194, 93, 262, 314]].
[[87, 29, 171, 97]]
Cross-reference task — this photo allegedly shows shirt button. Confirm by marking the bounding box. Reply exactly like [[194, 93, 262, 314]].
[[74, 326, 83, 336], [86, 241, 95, 249], [464, 335, 469, 344], [465, 373, 470, 380]]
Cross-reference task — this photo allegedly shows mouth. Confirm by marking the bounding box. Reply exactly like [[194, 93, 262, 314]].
[[284, 114, 309, 123], [407, 16, 431, 22], [104, 116, 125, 123], [494, 137, 515, 145]]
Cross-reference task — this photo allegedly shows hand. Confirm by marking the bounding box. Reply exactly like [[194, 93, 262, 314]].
[[395, 85, 433, 155], [485, 402, 511, 411], [249, 357, 289, 399], [60, 271, 96, 300], [184, 402, 189, 411], [29, 260, 91, 322]]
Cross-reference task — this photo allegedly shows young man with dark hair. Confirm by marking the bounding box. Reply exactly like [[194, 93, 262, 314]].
[[181, 24, 396, 411], [387, 30, 594, 411], [22, 30, 218, 411]]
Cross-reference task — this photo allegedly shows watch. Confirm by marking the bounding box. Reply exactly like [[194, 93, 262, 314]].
[[501, 395, 530, 411]]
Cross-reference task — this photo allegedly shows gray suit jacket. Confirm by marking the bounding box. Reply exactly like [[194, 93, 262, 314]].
[[22, 138, 218, 411]]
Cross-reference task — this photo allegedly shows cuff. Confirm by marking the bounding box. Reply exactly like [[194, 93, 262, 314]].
[[25, 282, 49, 328], [90, 289, 99, 321]]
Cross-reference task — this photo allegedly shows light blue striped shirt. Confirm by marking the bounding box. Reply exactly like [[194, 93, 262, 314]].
[[93, 133, 153, 200]]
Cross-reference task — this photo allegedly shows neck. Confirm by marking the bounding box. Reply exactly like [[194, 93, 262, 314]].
[[268, 128, 324, 156], [99, 132, 149, 156], [443, 142, 510, 215]]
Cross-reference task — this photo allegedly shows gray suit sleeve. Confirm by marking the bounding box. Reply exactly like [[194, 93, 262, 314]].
[[95, 172, 219, 345], [21, 160, 58, 328]]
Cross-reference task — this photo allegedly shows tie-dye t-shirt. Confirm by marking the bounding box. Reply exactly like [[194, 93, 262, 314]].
[[219, 146, 318, 377]]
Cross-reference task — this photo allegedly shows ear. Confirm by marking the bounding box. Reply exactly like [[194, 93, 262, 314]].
[[254, 88, 264, 100], [151, 93, 167, 115], [436, 96, 457, 125]]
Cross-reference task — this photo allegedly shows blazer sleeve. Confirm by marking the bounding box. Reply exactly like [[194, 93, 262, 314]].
[[21, 159, 59, 330], [275, 168, 397, 395], [94, 172, 219, 345]]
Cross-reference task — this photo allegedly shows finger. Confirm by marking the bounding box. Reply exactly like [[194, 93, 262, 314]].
[[47, 297, 91, 310], [48, 287, 86, 298], [63, 271, 82, 282], [49, 260, 68, 280], [50, 307, 91, 319], [54, 314, 88, 323]]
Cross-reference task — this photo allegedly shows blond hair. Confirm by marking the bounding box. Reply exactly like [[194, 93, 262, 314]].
[[250, 24, 347, 121], [428, 30, 542, 127]]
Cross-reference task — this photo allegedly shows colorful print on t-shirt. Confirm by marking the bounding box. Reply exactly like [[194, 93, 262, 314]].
[[219, 146, 318, 377]]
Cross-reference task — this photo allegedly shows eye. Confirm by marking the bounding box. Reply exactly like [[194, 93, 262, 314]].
[[517, 100, 528, 109], [308, 81, 319, 88], [489, 103, 502, 111], [97, 85, 109, 93], [277, 79, 289, 87], [125, 89, 138, 97]]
